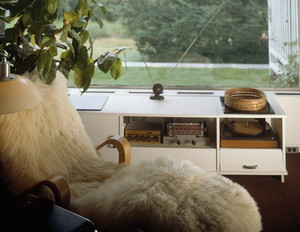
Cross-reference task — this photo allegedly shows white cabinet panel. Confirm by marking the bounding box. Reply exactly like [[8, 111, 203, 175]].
[[79, 113, 120, 145], [131, 147, 216, 171], [220, 149, 283, 172]]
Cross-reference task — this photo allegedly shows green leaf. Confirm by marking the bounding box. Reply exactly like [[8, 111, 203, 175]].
[[60, 50, 75, 67], [10, 0, 36, 17], [60, 50, 69, 60], [73, 58, 94, 92], [110, 57, 122, 80], [21, 36, 35, 53], [65, 40, 75, 56], [64, 11, 80, 24], [40, 35, 56, 47], [14, 53, 38, 75], [37, 49, 53, 80], [37, 50, 49, 76], [113, 47, 129, 55], [30, 0, 58, 22], [59, 24, 71, 42], [88, 8, 94, 18], [69, 29, 82, 48], [82, 61, 95, 93], [92, 7, 104, 29], [33, 34, 42, 46], [95, 15, 104, 30], [91, 0, 107, 14], [5, 44, 24, 59], [75, 0, 89, 16], [71, 17, 87, 28], [79, 30, 89, 44], [49, 44, 58, 56], [44, 59, 57, 84], [5, 27, 18, 41], [88, 35, 94, 59], [22, 8, 33, 27], [0, 8, 5, 15], [46, 0, 59, 15], [0, 1, 17, 12], [58, 58, 73, 78], [97, 52, 117, 73], [28, 21, 58, 35], [73, 66, 82, 87], [37, 50, 57, 84], [76, 46, 88, 70], [55, 42, 67, 50]]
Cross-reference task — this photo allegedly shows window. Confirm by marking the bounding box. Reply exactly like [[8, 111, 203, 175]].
[[68, 1, 300, 90]]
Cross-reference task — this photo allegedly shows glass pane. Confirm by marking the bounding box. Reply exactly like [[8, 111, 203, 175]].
[[68, 0, 299, 89]]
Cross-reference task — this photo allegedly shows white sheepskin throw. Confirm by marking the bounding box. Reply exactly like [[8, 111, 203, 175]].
[[0, 71, 122, 199], [72, 157, 262, 232], [0, 71, 262, 232]]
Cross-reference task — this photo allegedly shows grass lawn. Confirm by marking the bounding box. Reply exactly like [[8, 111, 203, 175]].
[[69, 66, 273, 88]]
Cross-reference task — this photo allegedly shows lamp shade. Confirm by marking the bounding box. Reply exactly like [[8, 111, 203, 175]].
[[0, 61, 42, 114]]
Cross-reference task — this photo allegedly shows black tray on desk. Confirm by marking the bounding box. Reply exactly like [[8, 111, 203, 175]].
[[220, 97, 275, 114]]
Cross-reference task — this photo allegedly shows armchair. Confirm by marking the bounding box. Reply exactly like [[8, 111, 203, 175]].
[[0, 135, 131, 232], [0, 174, 96, 232]]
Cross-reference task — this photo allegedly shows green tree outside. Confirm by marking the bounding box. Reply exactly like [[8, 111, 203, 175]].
[[117, 0, 268, 64]]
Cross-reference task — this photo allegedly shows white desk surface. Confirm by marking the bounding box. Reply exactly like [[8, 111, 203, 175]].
[[71, 94, 286, 118], [100, 95, 219, 117]]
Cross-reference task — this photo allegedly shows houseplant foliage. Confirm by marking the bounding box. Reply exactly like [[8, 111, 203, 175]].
[[0, 0, 125, 92]]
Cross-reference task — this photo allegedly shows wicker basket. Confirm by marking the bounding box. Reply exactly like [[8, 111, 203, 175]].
[[224, 87, 266, 111]]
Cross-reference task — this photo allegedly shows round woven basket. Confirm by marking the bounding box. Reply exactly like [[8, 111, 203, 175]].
[[224, 87, 266, 111]]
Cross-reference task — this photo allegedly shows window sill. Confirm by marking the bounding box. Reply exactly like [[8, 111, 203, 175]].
[[68, 87, 300, 98]]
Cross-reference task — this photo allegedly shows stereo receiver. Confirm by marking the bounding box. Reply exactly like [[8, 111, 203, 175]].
[[124, 122, 162, 144]]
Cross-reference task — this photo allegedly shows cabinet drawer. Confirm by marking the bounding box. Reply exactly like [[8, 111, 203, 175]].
[[131, 147, 217, 171], [220, 149, 283, 172]]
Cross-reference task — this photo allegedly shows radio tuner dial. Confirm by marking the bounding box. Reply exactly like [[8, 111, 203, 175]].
[[134, 136, 140, 141], [153, 136, 159, 142], [126, 135, 132, 141], [146, 136, 151, 142]]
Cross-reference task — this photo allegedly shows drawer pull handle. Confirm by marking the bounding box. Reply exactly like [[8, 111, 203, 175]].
[[243, 165, 258, 169]]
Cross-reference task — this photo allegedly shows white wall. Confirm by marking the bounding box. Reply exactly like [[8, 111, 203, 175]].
[[275, 95, 300, 147]]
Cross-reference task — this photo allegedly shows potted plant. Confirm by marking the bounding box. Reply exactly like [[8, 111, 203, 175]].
[[0, 0, 125, 92]]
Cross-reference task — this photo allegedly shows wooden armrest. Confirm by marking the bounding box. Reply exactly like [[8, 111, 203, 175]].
[[96, 135, 131, 166], [33, 175, 70, 208]]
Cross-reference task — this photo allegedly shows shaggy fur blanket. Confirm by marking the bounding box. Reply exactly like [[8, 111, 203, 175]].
[[0, 71, 262, 232]]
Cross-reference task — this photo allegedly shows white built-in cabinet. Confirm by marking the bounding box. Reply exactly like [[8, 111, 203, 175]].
[[78, 95, 287, 182]]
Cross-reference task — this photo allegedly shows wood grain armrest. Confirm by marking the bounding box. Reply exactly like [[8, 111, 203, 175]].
[[34, 175, 70, 208], [96, 135, 131, 166]]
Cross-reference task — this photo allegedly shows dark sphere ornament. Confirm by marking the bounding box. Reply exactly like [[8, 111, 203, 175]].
[[150, 83, 164, 100]]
